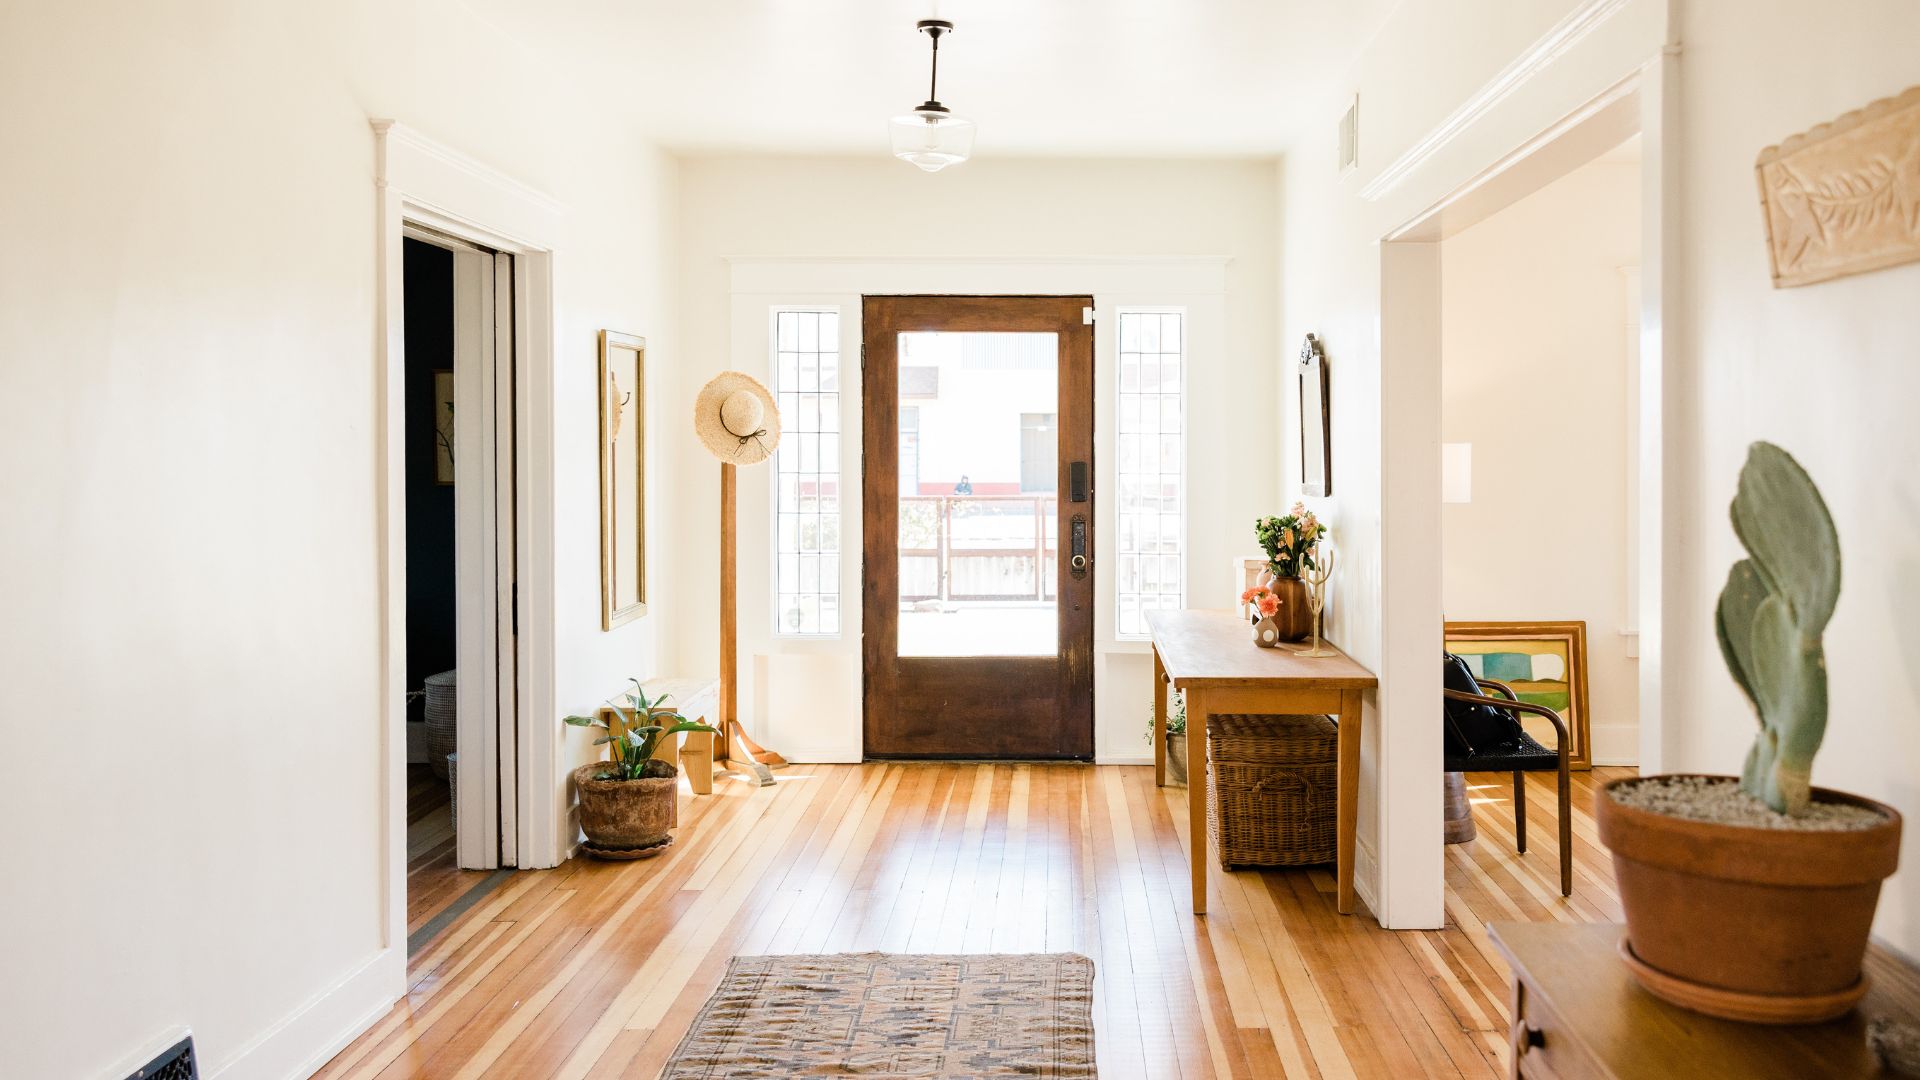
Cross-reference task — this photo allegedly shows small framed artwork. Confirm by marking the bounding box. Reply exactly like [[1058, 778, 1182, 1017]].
[[1299, 333, 1331, 496], [599, 330, 647, 629], [1444, 620, 1592, 770], [432, 370, 455, 485]]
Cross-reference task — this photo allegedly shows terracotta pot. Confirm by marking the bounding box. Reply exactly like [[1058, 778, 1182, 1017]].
[[1595, 775, 1901, 1022], [572, 762, 679, 852], [1258, 574, 1314, 643]]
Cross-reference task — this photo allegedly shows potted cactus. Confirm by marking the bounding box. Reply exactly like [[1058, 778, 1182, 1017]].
[[1595, 442, 1901, 1023], [565, 681, 717, 859]]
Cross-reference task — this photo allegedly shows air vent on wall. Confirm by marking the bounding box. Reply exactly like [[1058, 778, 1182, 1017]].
[[1338, 95, 1359, 175]]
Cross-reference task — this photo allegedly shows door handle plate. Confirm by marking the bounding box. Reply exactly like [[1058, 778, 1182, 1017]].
[[1070, 515, 1088, 578]]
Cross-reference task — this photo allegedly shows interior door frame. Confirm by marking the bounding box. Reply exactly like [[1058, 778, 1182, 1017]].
[[861, 295, 1096, 759], [375, 121, 563, 1001]]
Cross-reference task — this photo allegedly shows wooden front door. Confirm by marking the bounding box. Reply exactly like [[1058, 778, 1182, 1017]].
[[862, 296, 1095, 759]]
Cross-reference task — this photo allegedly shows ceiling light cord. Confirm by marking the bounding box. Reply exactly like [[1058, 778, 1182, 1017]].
[[918, 20, 953, 110]]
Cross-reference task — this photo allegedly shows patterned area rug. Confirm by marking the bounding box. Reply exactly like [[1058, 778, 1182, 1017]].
[[661, 952, 1097, 1078]]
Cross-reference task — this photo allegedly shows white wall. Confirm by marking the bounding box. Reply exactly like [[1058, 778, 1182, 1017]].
[[1440, 153, 1641, 764], [1664, 0, 1920, 959], [674, 157, 1277, 765], [0, 1, 676, 1076], [1275, 0, 1670, 926]]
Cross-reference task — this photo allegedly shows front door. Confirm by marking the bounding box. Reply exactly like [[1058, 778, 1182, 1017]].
[[862, 296, 1094, 759]]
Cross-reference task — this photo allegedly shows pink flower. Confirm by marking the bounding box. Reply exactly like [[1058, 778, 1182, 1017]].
[[1257, 594, 1280, 617]]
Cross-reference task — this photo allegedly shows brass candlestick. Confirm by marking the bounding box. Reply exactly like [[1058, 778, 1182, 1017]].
[[1293, 544, 1337, 657]]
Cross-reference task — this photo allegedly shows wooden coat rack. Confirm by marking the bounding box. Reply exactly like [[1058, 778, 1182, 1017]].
[[719, 462, 786, 784]]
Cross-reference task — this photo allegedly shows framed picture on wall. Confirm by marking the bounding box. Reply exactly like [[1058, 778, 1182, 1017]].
[[1299, 333, 1331, 496], [432, 369, 455, 485], [599, 330, 647, 629], [1444, 620, 1592, 770]]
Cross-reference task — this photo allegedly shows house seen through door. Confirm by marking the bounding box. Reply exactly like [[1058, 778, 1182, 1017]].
[[862, 296, 1095, 759]]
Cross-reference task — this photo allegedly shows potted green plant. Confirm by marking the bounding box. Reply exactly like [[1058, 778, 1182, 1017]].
[[1595, 442, 1901, 1023], [565, 680, 718, 859], [1145, 690, 1188, 785], [1252, 505, 1324, 643]]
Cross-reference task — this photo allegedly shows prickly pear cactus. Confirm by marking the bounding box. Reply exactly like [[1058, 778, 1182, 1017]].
[[1715, 442, 1841, 816]]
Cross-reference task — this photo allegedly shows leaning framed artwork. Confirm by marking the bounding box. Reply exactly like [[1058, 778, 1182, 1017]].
[[599, 330, 647, 629], [1444, 620, 1592, 770]]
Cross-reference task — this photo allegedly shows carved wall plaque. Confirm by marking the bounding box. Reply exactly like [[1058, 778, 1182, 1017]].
[[1756, 85, 1920, 288]]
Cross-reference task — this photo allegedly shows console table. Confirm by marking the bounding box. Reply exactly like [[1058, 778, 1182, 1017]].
[[1147, 609, 1377, 916], [1490, 921, 1920, 1078]]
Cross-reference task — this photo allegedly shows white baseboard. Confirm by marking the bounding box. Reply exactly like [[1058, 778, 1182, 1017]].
[[208, 947, 402, 1080], [777, 745, 862, 764], [1094, 754, 1154, 766], [1354, 835, 1382, 924], [96, 1026, 193, 1080], [1589, 723, 1639, 767]]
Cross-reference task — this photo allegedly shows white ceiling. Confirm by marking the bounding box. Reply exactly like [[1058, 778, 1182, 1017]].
[[463, 0, 1399, 157]]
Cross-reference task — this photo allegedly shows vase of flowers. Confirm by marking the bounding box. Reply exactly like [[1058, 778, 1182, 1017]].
[[1251, 505, 1325, 643], [1240, 585, 1289, 647]]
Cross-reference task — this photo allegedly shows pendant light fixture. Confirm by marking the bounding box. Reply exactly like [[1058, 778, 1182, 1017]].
[[889, 19, 975, 172]]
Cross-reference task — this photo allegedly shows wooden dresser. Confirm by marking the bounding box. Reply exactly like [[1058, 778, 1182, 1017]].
[[1489, 922, 1920, 1078]]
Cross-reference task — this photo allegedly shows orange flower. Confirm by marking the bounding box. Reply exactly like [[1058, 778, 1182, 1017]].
[[1256, 594, 1280, 617]]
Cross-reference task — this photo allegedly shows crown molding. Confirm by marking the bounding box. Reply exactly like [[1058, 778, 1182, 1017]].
[[1357, 0, 1633, 202], [372, 119, 565, 218]]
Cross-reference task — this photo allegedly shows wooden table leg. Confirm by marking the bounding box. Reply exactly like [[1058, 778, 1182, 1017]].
[[1153, 650, 1168, 787], [1336, 689, 1364, 915], [1187, 690, 1209, 914]]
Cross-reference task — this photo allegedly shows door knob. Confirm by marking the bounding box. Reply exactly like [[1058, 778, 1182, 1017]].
[[1072, 554, 1087, 571]]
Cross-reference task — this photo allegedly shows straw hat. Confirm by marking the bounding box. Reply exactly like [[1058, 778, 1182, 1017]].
[[693, 371, 782, 466]]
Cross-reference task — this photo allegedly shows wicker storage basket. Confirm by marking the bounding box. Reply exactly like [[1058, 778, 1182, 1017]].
[[1207, 713, 1338, 867], [425, 669, 457, 780]]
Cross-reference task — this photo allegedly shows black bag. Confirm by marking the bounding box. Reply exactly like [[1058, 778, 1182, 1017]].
[[1443, 652, 1524, 756]]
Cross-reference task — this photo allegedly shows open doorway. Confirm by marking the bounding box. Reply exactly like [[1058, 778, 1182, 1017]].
[[399, 225, 520, 948], [1369, 67, 1676, 925], [1437, 138, 1642, 768]]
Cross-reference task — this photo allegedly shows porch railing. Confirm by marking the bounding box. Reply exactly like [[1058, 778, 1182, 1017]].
[[899, 494, 1058, 603]]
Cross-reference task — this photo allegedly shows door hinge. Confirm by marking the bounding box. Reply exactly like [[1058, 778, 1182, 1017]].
[[861, 343, 867, 368], [1082, 306, 1095, 325]]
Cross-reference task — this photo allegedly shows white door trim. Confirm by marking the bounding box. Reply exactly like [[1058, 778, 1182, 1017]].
[[373, 120, 563, 984]]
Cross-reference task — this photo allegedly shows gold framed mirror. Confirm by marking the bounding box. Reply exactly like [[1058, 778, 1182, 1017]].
[[599, 330, 647, 628]]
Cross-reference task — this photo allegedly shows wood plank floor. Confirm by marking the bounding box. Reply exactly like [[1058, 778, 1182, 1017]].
[[321, 764, 1631, 1079], [407, 764, 492, 939]]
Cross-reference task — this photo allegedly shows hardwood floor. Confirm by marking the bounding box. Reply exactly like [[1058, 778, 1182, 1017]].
[[322, 763, 1631, 1079], [407, 764, 492, 940]]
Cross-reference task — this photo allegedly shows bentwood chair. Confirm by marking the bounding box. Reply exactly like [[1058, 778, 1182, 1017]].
[[1442, 652, 1573, 896]]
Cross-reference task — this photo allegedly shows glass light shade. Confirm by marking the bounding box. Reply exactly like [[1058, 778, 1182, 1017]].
[[889, 108, 975, 172]]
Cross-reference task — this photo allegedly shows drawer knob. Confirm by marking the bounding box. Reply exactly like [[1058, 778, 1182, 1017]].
[[1520, 1024, 1546, 1051]]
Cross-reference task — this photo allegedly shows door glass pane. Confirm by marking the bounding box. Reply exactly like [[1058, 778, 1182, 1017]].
[[897, 331, 1058, 657]]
